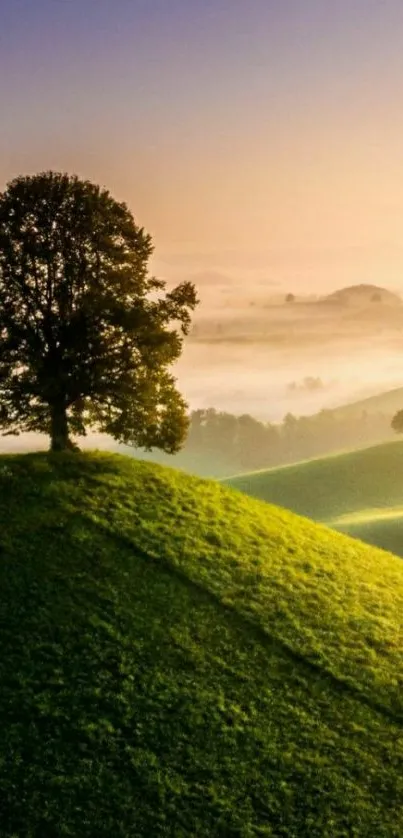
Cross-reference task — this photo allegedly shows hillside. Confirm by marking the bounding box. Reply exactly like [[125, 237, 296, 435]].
[[325, 283, 401, 306], [1, 451, 403, 835], [226, 439, 403, 556], [332, 385, 403, 419]]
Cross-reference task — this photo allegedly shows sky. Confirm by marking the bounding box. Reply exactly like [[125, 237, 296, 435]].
[[1, 0, 403, 292]]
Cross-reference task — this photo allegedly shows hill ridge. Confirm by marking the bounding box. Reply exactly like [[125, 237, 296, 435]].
[[325, 283, 401, 304], [49, 451, 403, 717], [225, 438, 403, 557], [89, 511, 403, 724]]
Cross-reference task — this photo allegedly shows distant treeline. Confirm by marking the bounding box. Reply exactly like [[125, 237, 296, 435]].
[[130, 406, 395, 477], [127, 405, 396, 476], [186, 407, 396, 472]]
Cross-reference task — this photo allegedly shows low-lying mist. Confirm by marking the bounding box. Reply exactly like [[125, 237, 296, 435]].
[[1, 282, 403, 456], [175, 285, 403, 421]]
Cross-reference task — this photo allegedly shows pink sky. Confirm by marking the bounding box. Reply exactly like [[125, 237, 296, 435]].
[[1, 1, 403, 292]]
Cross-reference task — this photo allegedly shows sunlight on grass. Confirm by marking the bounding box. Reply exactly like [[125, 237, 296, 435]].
[[330, 506, 403, 526], [227, 439, 403, 557], [1, 450, 403, 835]]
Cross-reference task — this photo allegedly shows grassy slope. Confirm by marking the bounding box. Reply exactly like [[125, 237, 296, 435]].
[[226, 439, 403, 556], [1, 452, 403, 836]]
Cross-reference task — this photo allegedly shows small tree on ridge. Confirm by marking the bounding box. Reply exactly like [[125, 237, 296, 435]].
[[0, 172, 198, 452], [391, 410, 403, 435]]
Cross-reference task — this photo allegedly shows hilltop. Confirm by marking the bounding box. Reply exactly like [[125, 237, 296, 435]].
[[226, 439, 403, 556], [1, 451, 403, 835], [325, 283, 401, 306]]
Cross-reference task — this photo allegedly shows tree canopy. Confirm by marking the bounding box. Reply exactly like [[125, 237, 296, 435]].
[[0, 172, 198, 451], [391, 410, 403, 434]]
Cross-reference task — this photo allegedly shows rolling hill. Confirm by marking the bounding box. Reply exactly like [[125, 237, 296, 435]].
[[325, 283, 401, 306], [226, 439, 403, 556], [1, 451, 403, 835], [331, 385, 403, 420]]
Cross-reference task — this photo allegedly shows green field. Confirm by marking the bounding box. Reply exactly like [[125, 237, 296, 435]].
[[226, 439, 403, 556], [1, 451, 403, 835]]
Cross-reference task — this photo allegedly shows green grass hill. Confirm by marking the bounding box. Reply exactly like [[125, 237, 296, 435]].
[[1, 451, 403, 836], [225, 439, 403, 556]]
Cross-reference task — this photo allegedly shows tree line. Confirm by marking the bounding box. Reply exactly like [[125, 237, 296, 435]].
[[158, 405, 394, 475]]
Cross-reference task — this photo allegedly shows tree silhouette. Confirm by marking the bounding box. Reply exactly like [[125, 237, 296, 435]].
[[391, 410, 403, 434], [0, 172, 198, 451], [285, 293, 295, 303]]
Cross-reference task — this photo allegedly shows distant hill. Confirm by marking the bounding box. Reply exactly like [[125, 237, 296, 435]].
[[331, 385, 403, 419], [325, 283, 401, 306], [2, 450, 403, 835], [226, 439, 403, 556]]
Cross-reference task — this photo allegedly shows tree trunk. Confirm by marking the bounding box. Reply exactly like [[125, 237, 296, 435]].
[[50, 401, 74, 452]]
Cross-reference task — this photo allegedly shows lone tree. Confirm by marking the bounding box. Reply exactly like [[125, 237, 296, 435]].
[[0, 172, 198, 452], [391, 410, 403, 435]]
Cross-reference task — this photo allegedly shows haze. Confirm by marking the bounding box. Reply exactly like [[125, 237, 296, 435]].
[[2, 0, 403, 449]]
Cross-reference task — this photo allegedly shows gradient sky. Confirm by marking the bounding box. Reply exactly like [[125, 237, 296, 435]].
[[2, 0, 403, 291]]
